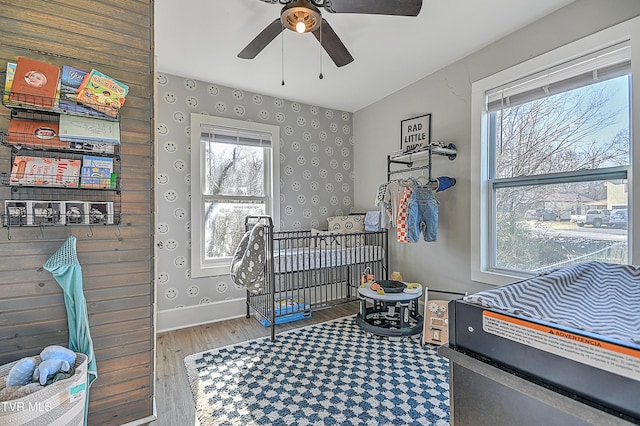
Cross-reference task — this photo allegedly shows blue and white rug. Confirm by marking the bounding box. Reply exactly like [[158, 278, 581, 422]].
[[184, 316, 450, 425]]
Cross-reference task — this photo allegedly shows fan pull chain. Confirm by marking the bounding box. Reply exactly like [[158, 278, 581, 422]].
[[319, 21, 323, 80], [281, 23, 285, 86]]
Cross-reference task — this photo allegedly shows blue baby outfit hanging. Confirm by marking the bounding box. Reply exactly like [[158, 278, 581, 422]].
[[406, 178, 440, 242], [44, 235, 97, 424]]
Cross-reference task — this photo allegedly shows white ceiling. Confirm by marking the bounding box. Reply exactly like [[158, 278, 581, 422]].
[[154, 0, 575, 112]]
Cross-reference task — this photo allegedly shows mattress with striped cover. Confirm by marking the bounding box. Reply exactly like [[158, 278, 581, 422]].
[[271, 245, 384, 274], [463, 261, 640, 344]]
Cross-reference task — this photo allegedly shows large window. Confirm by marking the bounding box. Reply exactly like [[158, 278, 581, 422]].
[[471, 20, 638, 284], [190, 114, 280, 278]]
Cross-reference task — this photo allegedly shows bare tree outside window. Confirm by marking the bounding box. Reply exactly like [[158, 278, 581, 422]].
[[492, 75, 630, 272], [204, 142, 266, 259], [494, 82, 628, 179]]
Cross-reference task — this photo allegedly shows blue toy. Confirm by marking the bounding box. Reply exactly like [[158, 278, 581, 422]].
[[34, 359, 71, 385], [6, 345, 76, 387], [6, 357, 37, 386], [40, 345, 76, 365]]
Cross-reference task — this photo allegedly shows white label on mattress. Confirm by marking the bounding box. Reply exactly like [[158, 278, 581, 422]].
[[482, 311, 640, 381]]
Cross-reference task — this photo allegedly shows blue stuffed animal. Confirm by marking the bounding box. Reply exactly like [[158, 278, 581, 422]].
[[33, 345, 76, 385], [34, 359, 71, 385], [40, 345, 76, 365], [6, 357, 37, 387], [6, 345, 76, 387]]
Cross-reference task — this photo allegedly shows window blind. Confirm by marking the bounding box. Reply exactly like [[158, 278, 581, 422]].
[[487, 40, 630, 112], [200, 124, 272, 147]]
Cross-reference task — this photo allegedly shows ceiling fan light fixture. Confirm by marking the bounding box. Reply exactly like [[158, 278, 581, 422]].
[[281, 0, 321, 34]]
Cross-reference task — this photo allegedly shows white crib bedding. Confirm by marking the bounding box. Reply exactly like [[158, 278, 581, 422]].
[[272, 245, 385, 274], [463, 261, 640, 345]]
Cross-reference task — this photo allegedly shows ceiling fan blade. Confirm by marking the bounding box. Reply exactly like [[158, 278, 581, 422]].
[[324, 0, 422, 16], [238, 18, 284, 59], [312, 19, 353, 67]]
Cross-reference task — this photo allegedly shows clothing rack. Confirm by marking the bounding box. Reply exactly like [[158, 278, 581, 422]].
[[387, 143, 456, 182]]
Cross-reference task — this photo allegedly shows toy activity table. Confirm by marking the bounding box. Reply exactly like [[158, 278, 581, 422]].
[[355, 284, 424, 338]]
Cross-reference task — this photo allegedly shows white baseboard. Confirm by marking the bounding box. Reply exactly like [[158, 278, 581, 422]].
[[156, 297, 246, 333]]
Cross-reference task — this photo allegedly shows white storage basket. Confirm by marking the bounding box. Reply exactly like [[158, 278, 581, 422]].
[[0, 352, 87, 426]]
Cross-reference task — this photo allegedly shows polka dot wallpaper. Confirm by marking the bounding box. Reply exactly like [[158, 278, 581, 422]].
[[156, 73, 355, 312]]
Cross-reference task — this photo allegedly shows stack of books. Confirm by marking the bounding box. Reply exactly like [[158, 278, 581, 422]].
[[59, 65, 108, 118], [5, 58, 128, 118], [4, 200, 115, 226], [9, 154, 116, 189]]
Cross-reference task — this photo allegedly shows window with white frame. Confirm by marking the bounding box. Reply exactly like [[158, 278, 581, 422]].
[[471, 22, 636, 284], [190, 114, 280, 278]]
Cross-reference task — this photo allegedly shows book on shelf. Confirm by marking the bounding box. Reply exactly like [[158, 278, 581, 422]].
[[8, 57, 60, 109], [59, 114, 120, 144], [53, 75, 61, 109], [81, 155, 114, 188], [5, 201, 29, 226], [6, 118, 71, 149], [87, 201, 114, 225], [4, 61, 60, 109], [69, 141, 115, 154], [3, 62, 16, 105], [31, 201, 63, 226], [64, 201, 87, 225], [10, 155, 81, 187], [59, 65, 107, 117], [76, 69, 128, 118]]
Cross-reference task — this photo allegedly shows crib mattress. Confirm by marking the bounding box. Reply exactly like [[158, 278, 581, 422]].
[[272, 245, 384, 274], [449, 261, 640, 421]]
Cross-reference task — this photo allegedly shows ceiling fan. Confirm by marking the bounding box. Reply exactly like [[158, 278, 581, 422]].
[[238, 0, 423, 67]]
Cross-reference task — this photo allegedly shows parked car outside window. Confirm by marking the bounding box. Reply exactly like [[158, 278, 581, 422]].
[[524, 209, 558, 221], [610, 208, 628, 228]]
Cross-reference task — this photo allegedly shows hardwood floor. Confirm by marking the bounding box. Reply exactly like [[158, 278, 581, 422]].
[[150, 302, 360, 426]]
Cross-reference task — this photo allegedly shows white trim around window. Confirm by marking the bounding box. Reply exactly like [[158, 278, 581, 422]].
[[190, 114, 280, 278], [471, 16, 640, 286]]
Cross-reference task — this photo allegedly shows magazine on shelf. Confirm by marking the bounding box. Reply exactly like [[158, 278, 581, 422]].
[[6, 119, 70, 149], [76, 69, 128, 117], [59, 114, 120, 144], [59, 65, 107, 117], [10, 155, 81, 187], [81, 155, 113, 188], [9, 57, 60, 109]]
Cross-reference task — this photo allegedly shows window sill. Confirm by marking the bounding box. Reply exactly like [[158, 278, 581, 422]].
[[471, 267, 533, 287], [191, 263, 231, 279]]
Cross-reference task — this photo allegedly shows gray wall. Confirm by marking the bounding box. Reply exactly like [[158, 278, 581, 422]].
[[155, 73, 354, 326], [353, 0, 640, 297]]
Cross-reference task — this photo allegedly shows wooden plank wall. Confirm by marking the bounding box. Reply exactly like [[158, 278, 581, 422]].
[[0, 1, 154, 425]]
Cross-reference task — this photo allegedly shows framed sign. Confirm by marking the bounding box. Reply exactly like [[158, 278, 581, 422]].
[[401, 113, 431, 153]]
